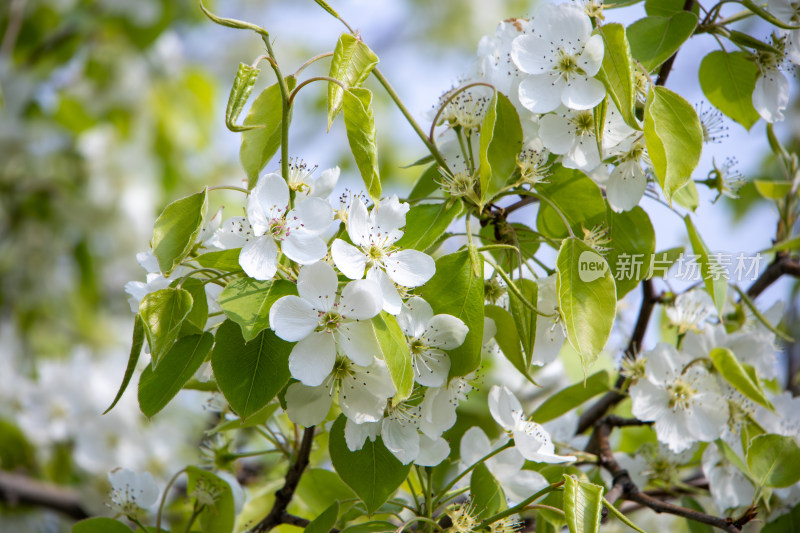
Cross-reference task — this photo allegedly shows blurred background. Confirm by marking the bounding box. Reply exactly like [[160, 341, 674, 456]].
[[0, 0, 797, 531]]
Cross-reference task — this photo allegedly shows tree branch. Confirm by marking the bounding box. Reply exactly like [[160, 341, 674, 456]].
[[590, 417, 752, 533], [0, 471, 89, 520], [746, 252, 800, 300], [251, 427, 317, 533]]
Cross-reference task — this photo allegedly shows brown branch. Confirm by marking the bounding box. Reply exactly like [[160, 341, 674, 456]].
[[576, 280, 657, 434], [251, 427, 318, 533], [0, 471, 89, 520], [590, 417, 752, 533], [746, 252, 800, 300]]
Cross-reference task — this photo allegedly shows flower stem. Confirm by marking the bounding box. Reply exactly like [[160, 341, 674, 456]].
[[156, 468, 186, 532], [434, 441, 513, 508], [476, 480, 565, 529]]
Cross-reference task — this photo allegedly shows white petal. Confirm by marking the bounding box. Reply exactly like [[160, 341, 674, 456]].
[[499, 470, 548, 503], [288, 332, 336, 386], [423, 314, 469, 350], [384, 250, 435, 287], [374, 195, 409, 236], [331, 239, 368, 280], [419, 386, 457, 438], [239, 236, 278, 281], [491, 446, 525, 477], [368, 267, 403, 315], [413, 349, 450, 388], [533, 3, 592, 47], [297, 261, 338, 312], [513, 421, 575, 463], [291, 197, 333, 234], [382, 418, 420, 464], [248, 173, 289, 234], [270, 295, 319, 342], [347, 196, 371, 246], [607, 161, 647, 212], [488, 385, 525, 431], [460, 426, 492, 465], [564, 134, 601, 171], [753, 69, 789, 123], [339, 376, 388, 423], [358, 358, 397, 398], [511, 35, 551, 74], [311, 167, 339, 198], [345, 418, 381, 451], [539, 113, 574, 154], [561, 76, 606, 110], [578, 34, 604, 77], [518, 74, 564, 114], [282, 233, 327, 265], [397, 296, 434, 338], [336, 321, 381, 366], [285, 382, 333, 426], [216, 217, 252, 249], [339, 279, 383, 320], [415, 435, 450, 467]]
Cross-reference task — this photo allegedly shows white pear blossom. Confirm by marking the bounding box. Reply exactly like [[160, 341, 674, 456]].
[[606, 137, 650, 212], [108, 468, 159, 516], [471, 18, 534, 111], [488, 385, 576, 463], [768, 0, 800, 64], [396, 297, 469, 387], [419, 373, 476, 438], [331, 195, 435, 314], [460, 426, 548, 502], [665, 290, 716, 334], [123, 251, 186, 312], [287, 160, 340, 200], [343, 400, 451, 466], [511, 3, 605, 113], [702, 445, 756, 513], [238, 173, 333, 280], [531, 275, 566, 367], [682, 322, 778, 380], [630, 343, 729, 453], [269, 261, 383, 386], [285, 357, 395, 426]]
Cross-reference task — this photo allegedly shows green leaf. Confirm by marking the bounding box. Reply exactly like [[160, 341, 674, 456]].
[[533, 371, 612, 423], [372, 312, 413, 404], [208, 403, 279, 434], [180, 278, 209, 334], [596, 24, 638, 129], [673, 180, 700, 211], [684, 216, 727, 314], [507, 278, 538, 367], [645, 0, 700, 16], [592, 97, 608, 158], [139, 288, 193, 368], [471, 463, 506, 520], [604, 496, 647, 533], [195, 249, 242, 271], [563, 475, 604, 533], [295, 468, 356, 516], [138, 333, 213, 417], [73, 517, 132, 533], [479, 92, 523, 205], [211, 320, 291, 419], [340, 522, 397, 533], [396, 201, 462, 252], [151, 189, 208, 275], [479, 223, 541, 276], [644, 86, 703, 203], [312, 0, 340, 18], [709, 347, 773, 410], [648, 247, 684, 278], [218, 278, 296, 341], [226, 63, 261, 132], [328, 34, 379, 128], [239, 76, 297, 189], [754, 179, 793, 199], [329, 415, 411, 515], [409, 164, 441, 201], [306, 501, 339, 533], [747, 434, 800, 488], [556, 238, 617, 372], [186, 466, 235, 533], [342, 87, 381, 202], [105, 315, 145, 414], [699, 51, 760, 130], [484, 305, 527, 378], [606, 206, 656, 297], [759, 236, 800, 254], [627, 12, 698, 72], [536, 167, 607, 240], [764, 501, 800, 533], [419, 250, 485, 378]]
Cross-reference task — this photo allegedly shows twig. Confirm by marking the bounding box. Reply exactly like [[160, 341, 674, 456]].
[[746, 252, 800, 300], [0, 471, 89, 520], [251, 427, 318, 532]]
